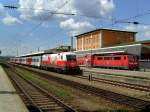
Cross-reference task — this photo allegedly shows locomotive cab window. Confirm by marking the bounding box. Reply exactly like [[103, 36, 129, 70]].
[[66, 55, 76, 61], [128, 55, 134, 60]]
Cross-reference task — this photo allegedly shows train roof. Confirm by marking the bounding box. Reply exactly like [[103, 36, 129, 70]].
[[16, 51, 45, 57], [16, 51, 76, 58]]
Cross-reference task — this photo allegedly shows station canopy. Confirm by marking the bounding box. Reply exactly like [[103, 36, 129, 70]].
[[74, 44, 150, 56]]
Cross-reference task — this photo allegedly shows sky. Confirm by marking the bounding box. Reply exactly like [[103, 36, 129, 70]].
[[0, 0, 150, 56]]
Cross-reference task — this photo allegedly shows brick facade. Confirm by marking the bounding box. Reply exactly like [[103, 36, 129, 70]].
[[76, 29, 136, 50]]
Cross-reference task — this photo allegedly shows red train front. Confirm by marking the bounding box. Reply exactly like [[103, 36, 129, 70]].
[[41, 52, 80, 73]]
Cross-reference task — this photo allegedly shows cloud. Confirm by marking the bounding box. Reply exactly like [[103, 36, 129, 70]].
[[125, 24, 150, 39], [18, 0, 114, 20], [18, 0, 114, 34], [2, 14, 22, 25], [19, 0, 60, 20], [60, 18, 94, 35], [72, 0, 114, 18]]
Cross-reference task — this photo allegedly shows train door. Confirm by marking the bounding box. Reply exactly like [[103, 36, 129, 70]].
[[122, 55, 128, 68], [127, 55, 139, 70]]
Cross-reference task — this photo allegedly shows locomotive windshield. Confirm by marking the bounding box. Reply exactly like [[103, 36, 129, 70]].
[[66, 55, 76, 61], [128, 55, 138, 60]]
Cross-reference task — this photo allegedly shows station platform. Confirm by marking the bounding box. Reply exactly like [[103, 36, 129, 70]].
[[80, 67, 150, 80], [0, 66, 28, 112]]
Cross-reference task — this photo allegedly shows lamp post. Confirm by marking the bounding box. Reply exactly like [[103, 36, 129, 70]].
[[90, 37, 93, 68]]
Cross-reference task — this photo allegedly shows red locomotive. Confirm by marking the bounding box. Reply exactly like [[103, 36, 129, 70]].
[[41, 52, 80, 73], [77, 54, 139, 70]]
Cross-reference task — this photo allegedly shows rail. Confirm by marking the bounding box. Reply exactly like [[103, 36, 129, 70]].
[[4, 65, 77, 112], [10, 63, 150, 111]]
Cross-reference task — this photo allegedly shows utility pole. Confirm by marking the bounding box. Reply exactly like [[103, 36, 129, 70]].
[[38, 47, 40, 52], [71, 36, 73, 51]]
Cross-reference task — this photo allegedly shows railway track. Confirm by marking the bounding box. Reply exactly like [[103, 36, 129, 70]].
[[4, 65, 77, 112], [12, 64, 150, 111], [75, 74, 150, 92]]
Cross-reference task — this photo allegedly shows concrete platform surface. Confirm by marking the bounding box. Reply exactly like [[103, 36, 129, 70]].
[[0, 66, 28, 112], [81, 67, 150, 79]]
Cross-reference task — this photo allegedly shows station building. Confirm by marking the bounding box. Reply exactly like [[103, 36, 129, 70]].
[[76, 29, 136, 51]]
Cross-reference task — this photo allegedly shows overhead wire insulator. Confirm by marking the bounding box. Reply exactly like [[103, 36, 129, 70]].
[[4, 5, 18, 9], [133, 22, 139, 25]]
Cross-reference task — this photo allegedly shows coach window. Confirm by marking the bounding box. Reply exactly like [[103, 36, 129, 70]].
[[97, 57, 103, 60], [104, 57, 111, 60], [104, 57, 108, 60], [114, 57, 121, 60]]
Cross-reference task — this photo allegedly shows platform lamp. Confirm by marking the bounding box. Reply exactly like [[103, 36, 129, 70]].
[[90, 36, 93, 68], [69, 31, 74, 51], [71, 36, 73, 51]]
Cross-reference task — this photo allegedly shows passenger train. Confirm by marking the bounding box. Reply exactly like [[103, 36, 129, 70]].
[[10, 51, 139, 74], [10, 52, 81, 74]]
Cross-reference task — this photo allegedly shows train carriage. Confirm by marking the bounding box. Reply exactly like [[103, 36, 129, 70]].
[[31, 56, 41, 67]]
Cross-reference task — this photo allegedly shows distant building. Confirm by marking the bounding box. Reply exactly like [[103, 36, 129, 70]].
[[75, 29, 136, 51], [44, 45, 73, 53]]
